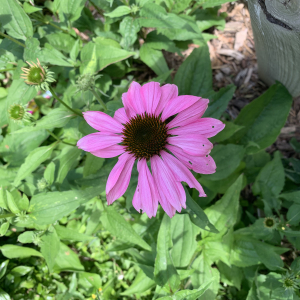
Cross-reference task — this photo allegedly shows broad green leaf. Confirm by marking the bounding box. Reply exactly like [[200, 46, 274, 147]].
[[202, 175, 243, 238], [191, 253, 220, 300], [174, 45, 212, 97], [154, 214, 180, 292], [170, 214, 198, 268], [18, 231, 35, 244], [104, 6, 131, 18], [28, 188, 102, 225], [181, 187, 218, 233], [59, 0, 86, 22], [203, 84, 236, 119], [53, 243, 84, 272], [0, 0, 33, 40], [0, 288, 10, 300], [201, 0, 237, 9], [45, 33, 76, 53], [78, 272, 102, 289], [201, 144, 245, 181], [0, 222, 9, 236], [10, 266, 32, 277], [100, 206, 151, 251], [0, 245, 43, 259], [140, 44, 169, 75], [44, 162, 56, 185], [279, 191, 300, 204], [0, 260, 9, 280], [42, 43, 74, 67], [121, 270, 155, 295], [23, 2, 42, 14], [14, 143, 57, 186], [83, 153, 105, 177], [6, 190, 20, 214], [40, 227, 60, 273], [0, 188, 9, 211], [145, 31, 181, 54], [217, 261, 243, 290], [54, 225, 93, 241], [287, 204, 300, 225], [0, 168, 17, 186], [210, 121, 244, 143], [55, 147, 81, 184], [119, 17, 140, 49], [229, 83, 293, 154]]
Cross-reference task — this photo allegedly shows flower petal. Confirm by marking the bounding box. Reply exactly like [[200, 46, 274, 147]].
[[127, 81, 145, 115], [91, 145, 125, 158], [167, 99, 209, 129], [166, 145, 216, 174], [160, 151, 206, 197], [155, 84, 178, 116], [168, 134, 213, 156], [132, 159, 159, 218], [193, 118, 225, 138], [83, 111, 124, 133], [140, 82, 161, 115], [77, 133, 123, 152], [106, 152, 135, 204], [161, 95, 200, 121], [122, 92, 136, 119], [114, 107, 129, 124], [150, 155, 184, 213]]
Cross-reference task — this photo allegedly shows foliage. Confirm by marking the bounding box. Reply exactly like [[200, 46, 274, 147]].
[[0, 0, 299, 299]]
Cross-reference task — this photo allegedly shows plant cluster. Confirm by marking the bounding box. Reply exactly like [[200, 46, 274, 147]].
[[0, 0, 299, 299]]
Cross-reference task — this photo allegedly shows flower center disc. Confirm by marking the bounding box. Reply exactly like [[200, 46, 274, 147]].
[[28, 67, 43, 84], [122, 114, 168, 160]]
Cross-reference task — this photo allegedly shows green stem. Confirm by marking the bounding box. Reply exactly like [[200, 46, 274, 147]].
[[46, 130, 76, 147], [0, 32, 26, 47], [0, 68, 16, 72], [0, 213, 15, 219], [49, 86, 83, 117], [91, 88, 107, 111]]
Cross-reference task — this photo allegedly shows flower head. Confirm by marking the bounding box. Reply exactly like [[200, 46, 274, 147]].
[[20, 59, 55, 91], [77, 82, 225, 218], [263, 216, 278, 230], [8, 104, 33, 123]]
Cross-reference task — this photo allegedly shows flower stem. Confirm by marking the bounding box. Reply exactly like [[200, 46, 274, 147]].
[[0, 68, 16, 72], [91, 88, 107, 111], [49, 86, 83, 117], [0, 32, 26, 48], [46, 130, 76, 146]]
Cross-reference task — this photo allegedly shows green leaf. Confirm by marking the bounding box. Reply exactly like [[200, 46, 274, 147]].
[[23, 2, 42, 14], [202, 175, 243, 238], [0, 188, 9, 211], [154, 214, 180, 292], [279, 191, 300, 204], [0, 0, 33, 40], [55, 146, 81, 184], [217, 261, 243, 290], [174, 45, 212, 97], [44, 162, 56, 185], [28, 188, 102, 225], [0, 260, 9, 280], [10, 266, 32, 277], [14, 143, 57, 186], [59, 0, 86, 23], [54, 224, 93, 241], [0, 288, 10, 300], [53, 242, 84, 272], [170, 214, 198, 268], [6, 190, 20, 214], [104, 6, 131, 18], [100, 206, 152, 251], [229, 83, 293, 154], [0, 245, 43, 259], [121, 270, 155, 295], [145, 31, 181, 54], [140, 44, 169, 75], [45, 33, 76, 53], [78, 272, 102, 289], [40, 227, 60, 273], [83, 153, 105, 177], [201, 144, 245, 181], [0, 222, 9, 236], [18, 231, 35, 244], [181, 187, 218, 233], [210, 121, 244, 143], [119, 17, 140, 49], [203, 84, 236, 119]]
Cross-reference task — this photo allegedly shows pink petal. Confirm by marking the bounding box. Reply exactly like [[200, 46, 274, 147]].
[[168, 134, 213, 156], [106, 152, 135, 204], [83, 111, 124, 133], [77, 133, 123, 152], [122, 92, 136, 119], [132, 159, 159, 218], [161, 95, 200, 121], [91, 145, 125, 158], [114, 108, 129, 124], [155, 84, 178, 116], [150, 155, 184, 212], [167, 99, 209, 129], [160, 151, 206, 197], [127, 81, 145, 115], [140, 82, 161, 115], [193, 118, 225, 138], [166, 145, 216, 174]]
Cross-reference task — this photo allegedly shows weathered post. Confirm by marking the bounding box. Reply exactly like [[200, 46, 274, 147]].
[[247, 0, 300, 97]]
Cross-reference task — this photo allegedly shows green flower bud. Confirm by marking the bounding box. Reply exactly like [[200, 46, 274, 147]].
[[8, 104, 33, 123], [75, 73, 102, 92], [32, 233, 43, 246], [131, 4, 140, 14], [21, 59, 56, 91], [37, 178, 49, 192], [15, 211, 29, 223], [263, 216, 277, 230], [282, 272, 300, 290]]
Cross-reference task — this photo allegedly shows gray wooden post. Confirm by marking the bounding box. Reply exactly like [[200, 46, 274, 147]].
[[247, 0, 300, 97]]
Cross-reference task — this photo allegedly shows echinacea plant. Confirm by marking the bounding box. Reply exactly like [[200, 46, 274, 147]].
[[77, 81, 225, 218]]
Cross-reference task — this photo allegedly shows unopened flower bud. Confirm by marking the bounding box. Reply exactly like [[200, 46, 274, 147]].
[[21, 59, 55, 91], [37, 178, 49, 192], [75, 73, 101, 92], [8, 104, 33, 123]]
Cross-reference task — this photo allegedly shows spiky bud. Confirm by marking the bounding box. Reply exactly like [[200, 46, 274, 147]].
[[8, 104, 33, 123], [20, 59, 55, 91], [75, 73, 101, 92], [263, 216, 277, 230], [37, 178, 49, 192], [15, 211, 29, 223], [282, 272, 300, 290]]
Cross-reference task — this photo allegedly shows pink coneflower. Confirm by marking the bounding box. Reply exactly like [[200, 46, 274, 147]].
[[77, 82, 225, 218]]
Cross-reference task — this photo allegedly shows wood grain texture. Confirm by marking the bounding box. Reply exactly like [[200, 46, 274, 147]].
[[248, 0, 300, 97]]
